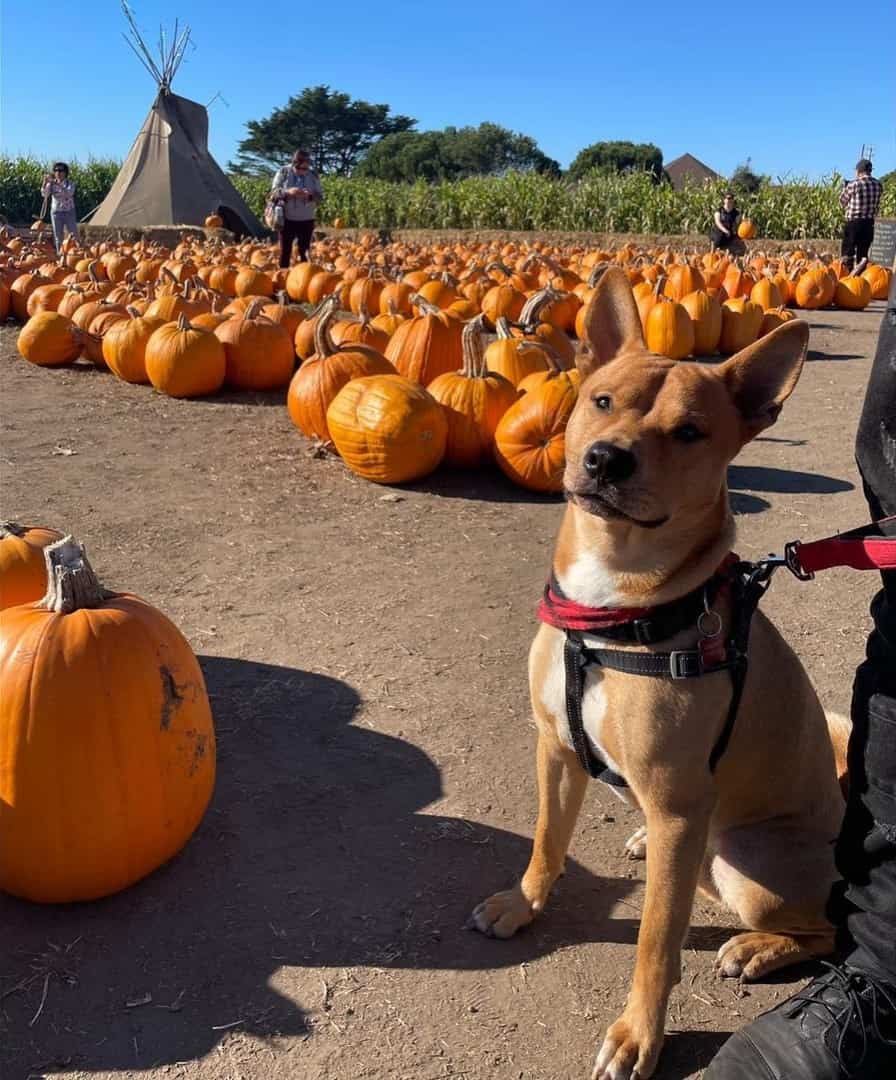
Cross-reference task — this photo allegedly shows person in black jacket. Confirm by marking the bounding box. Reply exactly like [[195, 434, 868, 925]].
[[705, 278, 896, 1079], [709, 192, 745, 254]]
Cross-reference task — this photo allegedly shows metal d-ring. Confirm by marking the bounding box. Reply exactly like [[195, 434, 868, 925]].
[[698, 610, 723, 638]]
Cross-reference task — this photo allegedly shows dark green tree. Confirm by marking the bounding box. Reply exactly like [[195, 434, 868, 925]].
[[230, 86, 415, 176], [729, 159, 766, 194], [356, 123, 560, 182], [567, 141, 663, 182]]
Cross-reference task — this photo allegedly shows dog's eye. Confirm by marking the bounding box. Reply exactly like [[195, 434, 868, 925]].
[[593, 394, 612, 411], [673, 423, 706, 443]]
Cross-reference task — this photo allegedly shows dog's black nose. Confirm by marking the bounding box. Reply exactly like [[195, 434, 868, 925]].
[[583, 442, 636, 483]]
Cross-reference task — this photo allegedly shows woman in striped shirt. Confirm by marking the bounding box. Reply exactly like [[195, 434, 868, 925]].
[[40, 162, 79, 251]]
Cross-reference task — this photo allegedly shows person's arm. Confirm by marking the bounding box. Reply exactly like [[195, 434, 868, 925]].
[[40, 177, 53, 198], [713, 210, 728, 234], [271, 168, 287, 198], [839, 180, 852, 209], [307, 173, 322, 204]]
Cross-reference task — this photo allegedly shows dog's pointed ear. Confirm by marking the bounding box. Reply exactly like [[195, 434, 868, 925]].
[[577, 266, 645, 378], [721, 319, 809, 439]]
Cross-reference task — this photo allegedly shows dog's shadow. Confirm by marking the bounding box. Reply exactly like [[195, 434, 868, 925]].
[[2, 656, 639, 1076]]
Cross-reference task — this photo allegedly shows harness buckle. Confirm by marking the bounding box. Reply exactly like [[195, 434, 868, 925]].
[[669, 650, 698, 679]]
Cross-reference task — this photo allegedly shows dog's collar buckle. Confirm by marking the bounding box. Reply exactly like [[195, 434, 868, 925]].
[[668, 650, 701, 679]]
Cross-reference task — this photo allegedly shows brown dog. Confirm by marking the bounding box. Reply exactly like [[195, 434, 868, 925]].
[[470, 268, 846, 1079]]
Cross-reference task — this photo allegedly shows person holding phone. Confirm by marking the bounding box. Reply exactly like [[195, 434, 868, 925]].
[[839, 159, 883, 273], [271, 149, 322, 268], [39, 162, 78, 251]]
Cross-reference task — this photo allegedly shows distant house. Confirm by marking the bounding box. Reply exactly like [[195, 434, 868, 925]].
[[664, 154, 721, 190]]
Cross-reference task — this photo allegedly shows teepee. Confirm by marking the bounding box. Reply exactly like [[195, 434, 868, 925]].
[[88, 5, 263, 236]]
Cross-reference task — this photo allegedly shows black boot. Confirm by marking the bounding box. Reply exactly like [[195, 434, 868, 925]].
[[703, 962, 896, 1079]]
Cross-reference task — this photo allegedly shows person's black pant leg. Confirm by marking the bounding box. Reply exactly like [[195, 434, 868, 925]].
[[295, 220, 314, 262], [279, 219, 299, 268], [827, 275, 896, 982], [855, 219, 875, 264]]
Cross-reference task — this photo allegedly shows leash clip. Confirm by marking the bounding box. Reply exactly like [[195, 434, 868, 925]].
[[783, 540, 815, 581]]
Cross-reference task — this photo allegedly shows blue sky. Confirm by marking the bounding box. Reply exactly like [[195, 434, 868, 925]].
[[3, 0, 895, 180]]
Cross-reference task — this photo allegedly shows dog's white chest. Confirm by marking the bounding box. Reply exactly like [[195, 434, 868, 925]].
[[536, 628, 626, 790]]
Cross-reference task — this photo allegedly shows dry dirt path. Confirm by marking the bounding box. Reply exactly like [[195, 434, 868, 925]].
[[0, 302, 887, 1080]]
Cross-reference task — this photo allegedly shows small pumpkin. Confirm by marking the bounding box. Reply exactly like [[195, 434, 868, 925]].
[[0, 521, 64, 610], [145, 314, 227, 398], [427, 316, 518, 467], [0, 537, 215, 902], [205, 213, 224, 228], [759, 306, 797, 337], [326, 374, 448, 484], [834, 273, 872, 311], [484, 317, 550, 387], [737, 219, 757, 239]]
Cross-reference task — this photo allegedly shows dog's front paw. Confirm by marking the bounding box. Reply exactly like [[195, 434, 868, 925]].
[[467, 885, 536, 939], [624, 825, 647, 860], [591, 1012, 663, 1080]]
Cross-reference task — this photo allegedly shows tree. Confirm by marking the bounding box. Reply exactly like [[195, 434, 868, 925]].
[[355, 123, 560, 182], [729, 159, 766, 195], [230, 86, 415, 176], [567, 141, 663, 182]]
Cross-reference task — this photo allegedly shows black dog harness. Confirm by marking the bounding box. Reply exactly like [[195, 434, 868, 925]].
[[536, 516, 896, 787], [537, 557, 777, 786]]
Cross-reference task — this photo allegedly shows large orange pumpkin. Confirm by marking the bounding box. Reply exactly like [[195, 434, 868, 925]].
[[680, 290, 722, 356], [102, 309, 167, 384], [384, 295, 464, 386], [794, 267, 835, 310], [493, 377, 578, 492], [720, 298, 764, 354], [0, 537, 215, 902], [427, 316, 518, 467], [145, 315, 226, 398], [17, 312, 83, 367], [287, 297, 395, 441], [862, 264, 892, 301], [214, 297, 295, 390], [327, 374, 448, 484], [0, 522, 63, 610], [834, 274, 872, 311]]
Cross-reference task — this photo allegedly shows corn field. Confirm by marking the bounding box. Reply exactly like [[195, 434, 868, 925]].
[[3, 154, 894, 239]]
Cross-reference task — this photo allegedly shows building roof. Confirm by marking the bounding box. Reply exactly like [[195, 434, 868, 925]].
[[664, 153, 721, 189]]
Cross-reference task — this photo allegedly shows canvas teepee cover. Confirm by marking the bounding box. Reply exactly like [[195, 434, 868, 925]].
[[89, 89, 263, 236]]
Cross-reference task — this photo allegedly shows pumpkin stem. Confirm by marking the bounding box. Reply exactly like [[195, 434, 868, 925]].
[[312, 294, 340, 357], [0, 521, 28, 540], [243, 296, 268, 321], [461, 315, 487, 378], [39, 537, 112, 613], [495, 316, 514, 340], [409, 293, 443, 318]]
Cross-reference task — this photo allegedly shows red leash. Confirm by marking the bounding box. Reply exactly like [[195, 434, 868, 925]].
[[784, 517, 896, 578]]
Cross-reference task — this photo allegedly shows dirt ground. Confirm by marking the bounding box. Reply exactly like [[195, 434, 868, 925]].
[[0, 301, 887, 1080]]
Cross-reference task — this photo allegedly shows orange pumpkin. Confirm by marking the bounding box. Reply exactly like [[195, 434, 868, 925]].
[[0, 521, 63, 610], [326, 374, 448, 484], [834, 274, 872, 311], [480, 282, 526, 328], [680, 290, 722, 356], [214, 297, 295, 390], [484, 317, 551, 386], [287, 297, 395, 441], [794, 267, 835, 310], [145, 314, 226, 398], [737, 219, 756, 239], [493, 377, 578, 492], [384, 294, 464, 386], [17, 312, 83, 367], [427, 316, 518, 466], [862, 264, 892, 301], [0, 537, 215, 902], [645, 297, 695, 360], [759, 307, 797, 337], [102, 308, 167, 384], [749, 276, 783, 312], [720, 298, 764, 353]]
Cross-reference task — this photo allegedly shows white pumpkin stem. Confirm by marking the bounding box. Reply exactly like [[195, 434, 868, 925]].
[[409, 293, 443, 318], [0, 521, 27, 540], [40, 537, 112, 613], [461, 315, 487, 378]]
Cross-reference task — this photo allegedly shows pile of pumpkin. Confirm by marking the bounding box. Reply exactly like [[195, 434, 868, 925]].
[[3, 227, 892, 491], [0, 521, 215, 904]]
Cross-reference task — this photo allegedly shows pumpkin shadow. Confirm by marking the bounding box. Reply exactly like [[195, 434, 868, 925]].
[[403, 464, 567, 504], [1, 657, 634, 1075]]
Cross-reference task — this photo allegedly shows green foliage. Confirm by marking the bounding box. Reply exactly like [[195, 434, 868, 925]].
[[356, 124, 560, 183], [5, 155, 895, 237], [0, 154, 119, 225], [729, 159, 766, 195], [567, 142, 663, 182], [230, 86, 415, 177]]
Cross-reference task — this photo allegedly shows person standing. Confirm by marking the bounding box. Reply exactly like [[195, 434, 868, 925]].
[[839, 159, 883, 273], [40, 163, 78, 251], [271, 150, 322, 269], [709, 192, 745, 254], [705, 276, 896, 1078]]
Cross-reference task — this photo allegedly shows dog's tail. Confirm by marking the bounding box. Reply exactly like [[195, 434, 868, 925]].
[[826, 710, 851, 800]]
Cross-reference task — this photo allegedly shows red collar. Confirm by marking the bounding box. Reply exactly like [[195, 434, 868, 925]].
[[537, 554, 739, 636]]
